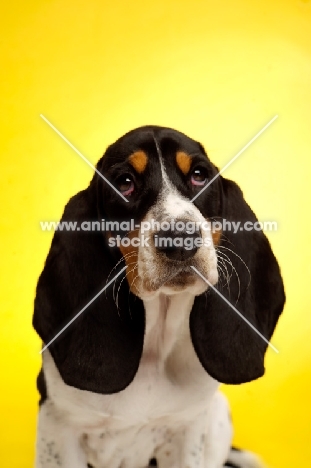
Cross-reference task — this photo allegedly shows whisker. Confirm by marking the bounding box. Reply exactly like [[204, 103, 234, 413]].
[[217, 251, 233, 281], [126, 269, 142, 320], [113, 260, 137, 303], [220, 256, 241, 304], [105, 252, 137, 299], [217, 245, 251, 289], [217, 255, 231, 286], [106, 251, 137, 283], [217, 257, 231, 298], [116, 265, 138, 312], [215, 260, 227, 288], [216, 248, 242, 304]]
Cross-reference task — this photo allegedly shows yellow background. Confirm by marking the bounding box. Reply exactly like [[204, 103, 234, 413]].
[[1, 0, 311, 466]]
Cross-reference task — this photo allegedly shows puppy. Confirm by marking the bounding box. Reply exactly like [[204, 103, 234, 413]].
[[33, 125, 285, 467]]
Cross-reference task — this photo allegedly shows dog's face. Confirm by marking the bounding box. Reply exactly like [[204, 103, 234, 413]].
[[34, 125, 285, 393], [97, 126, 222, 299]]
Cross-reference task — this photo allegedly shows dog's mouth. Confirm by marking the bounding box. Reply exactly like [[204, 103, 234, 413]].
[[163, 266, 195, 283], [163, 271, 197, 290], [142, 264, 198, 293]]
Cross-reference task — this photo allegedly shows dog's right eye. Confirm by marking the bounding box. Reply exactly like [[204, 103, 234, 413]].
[[116, 174, 135, 196], [190, 168, 208, 186]]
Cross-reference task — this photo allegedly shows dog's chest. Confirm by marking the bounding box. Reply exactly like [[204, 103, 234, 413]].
[[44, 293, 218, 465]]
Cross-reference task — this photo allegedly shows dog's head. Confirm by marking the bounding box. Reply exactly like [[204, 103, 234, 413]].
[[97, 126, 221, 299], [33, 126, 285, 393]]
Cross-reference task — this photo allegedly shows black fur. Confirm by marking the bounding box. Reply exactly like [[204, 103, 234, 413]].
[[33, 125, 285, 396], [190, 177, 285, 383], [33, 186, 145, 393]]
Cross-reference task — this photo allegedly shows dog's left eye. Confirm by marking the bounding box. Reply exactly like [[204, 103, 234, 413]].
[[190, 168, 208, 186], [116, 174, 135, 196]]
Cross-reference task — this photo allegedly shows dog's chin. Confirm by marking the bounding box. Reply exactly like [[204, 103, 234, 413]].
[[136, 267, 218, 300]]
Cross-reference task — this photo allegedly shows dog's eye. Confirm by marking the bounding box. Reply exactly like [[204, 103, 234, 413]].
[[190, 168, 208, 186], [116, 175, 135, 196]]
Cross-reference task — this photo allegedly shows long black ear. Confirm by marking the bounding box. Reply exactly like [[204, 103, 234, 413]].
[[33, 183, 145, 394], [190, 177, 285, 384]]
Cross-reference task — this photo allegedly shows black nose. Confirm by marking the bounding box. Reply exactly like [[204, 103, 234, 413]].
[[154, 226, 202, 261]]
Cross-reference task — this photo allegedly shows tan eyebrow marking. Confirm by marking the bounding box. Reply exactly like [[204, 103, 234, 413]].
[[176, 151, 192, 175], [128, 151, 148, 173]]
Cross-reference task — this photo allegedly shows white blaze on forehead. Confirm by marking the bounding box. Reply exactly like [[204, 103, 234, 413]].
[[153, 134, 177, 191], [158, 152, 171, 188], [154, 139, 194, 217]]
